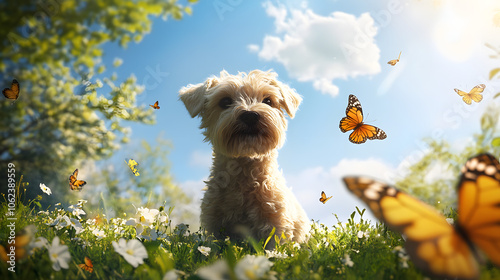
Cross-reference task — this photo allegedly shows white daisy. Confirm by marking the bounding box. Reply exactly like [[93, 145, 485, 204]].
[[48, 236, 71, 271], [112, 238, 148, 268], [39, 183, 52, 195], [197, 246, 211, 257], [235, 255, 274, 280], [197, 260, 230, 280]]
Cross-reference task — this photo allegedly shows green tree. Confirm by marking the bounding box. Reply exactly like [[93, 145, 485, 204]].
[[0, 0, 198, 203]]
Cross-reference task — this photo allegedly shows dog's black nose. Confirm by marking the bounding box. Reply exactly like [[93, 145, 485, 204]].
[[239, 111, 260, 127]]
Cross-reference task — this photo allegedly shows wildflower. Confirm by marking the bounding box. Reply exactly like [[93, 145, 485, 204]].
[[69, 218, 84, 234], [198, 246, 211, 257], [446, 218, 454, 225], [392, 246, 410, 268], [357, 230, 368, 239], [137, 226, 158, 241], [91, 227, 106, 239], [33, 237, 49, 249], [112, 238, 148, 268], [77, 199, 88, 206], [265, 250, 288, 259], [38, 210, 50, 215], [197, 260, 231, 280], [343, 254, 354, 267], [137, 207, 159, 228], [235, 255, 274, 280], [58, 215, 72, 229], [40, 183, 52, 195], [48, 236, 71, 271], [68, 204, 86, 219], [163, 269, 185, 280], [292, 243, 301, 249]]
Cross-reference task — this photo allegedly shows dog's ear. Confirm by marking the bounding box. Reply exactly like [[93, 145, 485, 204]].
[[261, 71, 302, 118], [278, 85, 302, 118], [179, 77, 220, 117]]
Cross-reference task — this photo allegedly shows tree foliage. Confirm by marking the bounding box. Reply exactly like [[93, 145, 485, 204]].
[[0, 0, 198, 202]]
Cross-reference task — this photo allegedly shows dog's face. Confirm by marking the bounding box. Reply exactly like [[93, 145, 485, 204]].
[[179, 70, 302, 158]]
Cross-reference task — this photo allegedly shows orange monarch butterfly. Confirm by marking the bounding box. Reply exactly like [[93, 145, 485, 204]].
[[149, 101, 160, 109], [455, 84, 485, 105], [125, 158, 140, 176], [319, 191, 332, 204], [69, 169, 87, 191], [78, 256, 94, 273], [339, 94, 387, 144], [2, 79, 20, 100], [343, 153, 500, 280], [387, 51, 402, 66]]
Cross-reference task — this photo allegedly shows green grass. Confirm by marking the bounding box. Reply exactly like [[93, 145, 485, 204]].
[[1, 182, 500, 280]]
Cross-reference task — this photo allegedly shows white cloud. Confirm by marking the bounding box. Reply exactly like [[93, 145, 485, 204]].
[[247, 44, 260, 53], [252, 2, 381, 97], [286, 158, 395, 227], [189, 150, 212, 169]]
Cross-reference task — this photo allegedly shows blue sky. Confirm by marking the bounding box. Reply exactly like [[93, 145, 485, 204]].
[[93, 0, 500, 227]]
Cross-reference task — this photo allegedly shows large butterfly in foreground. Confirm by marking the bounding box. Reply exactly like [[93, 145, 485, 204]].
[[343, 153, 500, 280], [2, 79, 20, 100], [69, 169, 87, 191], [455, 84, 485, 105], [339, 94, 387, 144], [319, 191, 332, 204]]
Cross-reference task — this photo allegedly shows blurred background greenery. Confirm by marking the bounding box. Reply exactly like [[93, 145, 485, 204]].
[[0, 0, 199, 226]]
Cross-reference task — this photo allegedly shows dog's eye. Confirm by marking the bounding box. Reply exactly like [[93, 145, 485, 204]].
[[219, 97, 233, 109], [263, 97, 273, 106]]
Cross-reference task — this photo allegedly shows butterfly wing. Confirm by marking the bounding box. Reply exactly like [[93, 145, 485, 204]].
[[468, 84, 485, 103], [2, 79, 20, 100], [79, 256, 94, 272], [343, 177, 479, 280], [319, 191, 332, 204], [455, 89, 472, 105], [69, 169, 87, 191], [150, 101, 160, 109], [349, 124, 387, 144], [468, 84, 485, 96], [126, 159, 140, 176], [339, 94, 363, 133], [458, 153, 500, 267]]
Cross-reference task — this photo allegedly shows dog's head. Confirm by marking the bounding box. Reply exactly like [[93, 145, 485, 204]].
[[179, 70, 302, 158]]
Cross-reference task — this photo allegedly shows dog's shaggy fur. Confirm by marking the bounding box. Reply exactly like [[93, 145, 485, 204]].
[[179, 70, 309, 245]]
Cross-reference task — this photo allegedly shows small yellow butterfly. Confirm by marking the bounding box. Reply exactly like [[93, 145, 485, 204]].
[[2, 79, 20, 100], [149, 101, 160, 109], [125, 158, 140, 176], [454, 84, 485, 105], [319, 191, 332, 204], [69, 169, 87, 191], [387, 51, 402, 66]]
